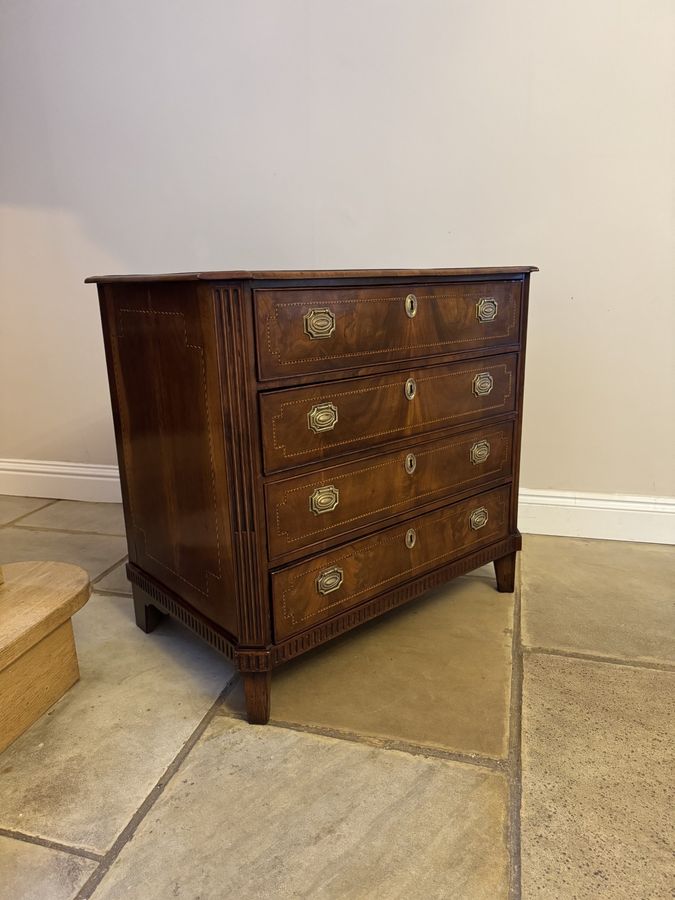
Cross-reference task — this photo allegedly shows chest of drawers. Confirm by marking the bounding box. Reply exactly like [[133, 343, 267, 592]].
[[88, 266, 536, 723]]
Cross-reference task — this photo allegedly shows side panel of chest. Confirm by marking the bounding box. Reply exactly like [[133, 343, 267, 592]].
[[99, 282, 238, 635]]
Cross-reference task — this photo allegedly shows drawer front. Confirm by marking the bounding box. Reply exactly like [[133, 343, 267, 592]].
[[260, 353, 517, 473], [255, 281, 521, 379], [266, 422, 513, 560], [272, 485, 510, 640]]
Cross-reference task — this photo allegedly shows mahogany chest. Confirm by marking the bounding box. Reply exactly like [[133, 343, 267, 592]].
[[88, 266, 536, 723]]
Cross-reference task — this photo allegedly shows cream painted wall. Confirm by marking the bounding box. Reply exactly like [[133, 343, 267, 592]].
[[1, 0, 673, 495]]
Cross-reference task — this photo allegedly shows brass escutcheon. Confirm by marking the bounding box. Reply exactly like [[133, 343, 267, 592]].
[[405, 527, 417, 549], [316, 566, 344, 595], [472, 372, 494, 397], [404, 377, 417, 400], [309, 485, 339, 515], [470, 507, 489, 530], [470, 440, 491, 465], [307, 402, 338, 433], [404, 452, 417, 475], [405, 293, 418, 318], [476, 297, 498, 323], [304, 307, 336, 340]]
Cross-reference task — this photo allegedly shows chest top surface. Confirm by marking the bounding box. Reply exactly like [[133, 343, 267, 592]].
[[85, 266, 538, 284]]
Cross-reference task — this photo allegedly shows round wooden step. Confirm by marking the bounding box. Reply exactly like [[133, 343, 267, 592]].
[[0, 561, 91, 672]]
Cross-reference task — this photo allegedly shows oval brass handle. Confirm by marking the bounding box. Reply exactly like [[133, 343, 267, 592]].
[[405, 527, 417, 549], [404, 377, 417, 400], [316, 566, 344, 595], [307, 402, 338, 433], [476, 297, 498, 323], [470, 440, 491, 465], [304, 307, 336, 339], [405, 293, 418, 318], [404, 452, 417, 475], [310, 485, 339, 515], [472, 372, 494, 397], [470, 507, 489, 530]]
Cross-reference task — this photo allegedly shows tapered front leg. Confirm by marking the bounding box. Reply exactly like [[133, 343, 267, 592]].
[[242, 671, 272, 724], [494, 551, 517, 593], [132, 588, 166, 633]]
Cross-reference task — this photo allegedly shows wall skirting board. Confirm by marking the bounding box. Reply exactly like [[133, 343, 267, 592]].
[[0, 459, 122, 504], [517, 488, 674, 545], [0, 459, 673, 545]]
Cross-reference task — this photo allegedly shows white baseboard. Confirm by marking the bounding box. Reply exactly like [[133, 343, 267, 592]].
[[0, 459, 672, 544], [0, 459, 122, 503], [518, 488, 674, 545]]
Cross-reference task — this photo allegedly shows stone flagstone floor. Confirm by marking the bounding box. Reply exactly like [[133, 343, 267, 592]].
[[0, 495, 673, 899]]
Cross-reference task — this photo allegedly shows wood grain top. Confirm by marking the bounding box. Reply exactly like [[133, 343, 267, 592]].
[[85, 266, 538, 284], [0, 561, 91, 670]]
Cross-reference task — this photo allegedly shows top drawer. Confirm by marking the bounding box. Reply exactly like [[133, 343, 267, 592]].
[[254, 281, 521, 379]]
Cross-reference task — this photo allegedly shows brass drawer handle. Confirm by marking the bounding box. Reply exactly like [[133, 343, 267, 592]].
[[316, 566, 343, 595], [470, 440, 491, 465], [476, 297, 498, 322], [405, 527, 417, 549], [404, 452, 417, 475], [404, 377, 417, 400], [470, 507, 489, 530], [472, 372, 494, 397], [405, 293, 418, 318], [304, 307, 336, 340], [310, 485, 339, 515], [307, 402, 338, 433]]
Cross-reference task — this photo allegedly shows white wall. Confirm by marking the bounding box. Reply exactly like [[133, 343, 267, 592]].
[[1, 2, 673, 515]]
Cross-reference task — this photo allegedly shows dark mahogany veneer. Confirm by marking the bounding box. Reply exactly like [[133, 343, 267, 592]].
[[87, 266, 536, 723]]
